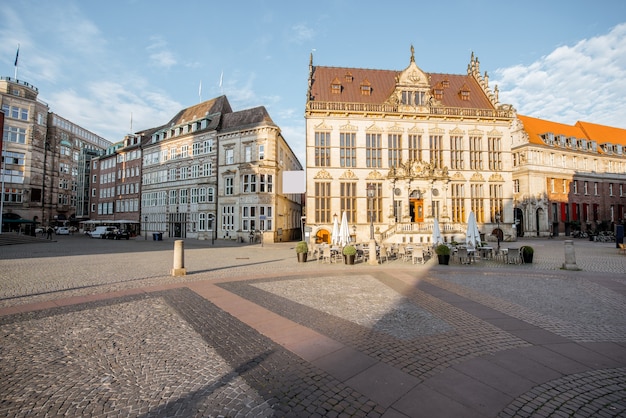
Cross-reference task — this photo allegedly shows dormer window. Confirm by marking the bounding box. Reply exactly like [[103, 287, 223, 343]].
[[344, 71, 353, 82], [433, 82, 444, 100], [331, 77, 342, 94], [459, 84, 470, 101], [360, 79, 371, 96], [442, 78, 450, 88]]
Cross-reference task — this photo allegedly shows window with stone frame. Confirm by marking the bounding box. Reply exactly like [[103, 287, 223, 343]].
[[489, 184, 503, 223], [451, 183, 465, 223], [471, 183, 484, 223], [488, 137, 502, 171], [315, 132, 330, 167], [340, 132, 356, 167], [388, 134, 402, 167], [429, 135, 443, 169], [469, 136, 483, 170], [450, 136, 464, 170], [314, 182, 331, 223], [340, 182, 357, 223], [366, 133, 382, 168], [408, 134, 422, 161]]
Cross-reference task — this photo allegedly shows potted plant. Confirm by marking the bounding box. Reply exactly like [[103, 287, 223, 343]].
[[521, 245, 534, 263], [435, 244, 451, 265], [295, 241, 308, 263], [342, 245, 357, 265]]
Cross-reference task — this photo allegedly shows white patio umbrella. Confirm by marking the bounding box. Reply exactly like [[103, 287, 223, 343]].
[[338, 211, 351, 246], [331, 215, 340, 245], [465, 211, 481, 248], [432, 218, 443, 245]]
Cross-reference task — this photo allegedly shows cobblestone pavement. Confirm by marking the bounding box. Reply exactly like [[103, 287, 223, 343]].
[[0, 235, 625, 417]]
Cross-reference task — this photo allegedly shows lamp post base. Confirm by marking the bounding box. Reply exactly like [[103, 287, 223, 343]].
[[368, 239, 378, 265]]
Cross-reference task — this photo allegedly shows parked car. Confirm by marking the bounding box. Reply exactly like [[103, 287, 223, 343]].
[[56, 227, 70, 235], [105, 229, 130, 240], [90, 226, 115, 239]]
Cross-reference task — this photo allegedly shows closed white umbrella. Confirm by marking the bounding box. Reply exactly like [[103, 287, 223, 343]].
[[466, 211, 481, 248], [432, 218, 443, 245], [339, 211, 350, 246], [331, 215, 340, 245]]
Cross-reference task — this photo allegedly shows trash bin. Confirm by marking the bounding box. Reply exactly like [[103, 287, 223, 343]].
[[153, 232, 162, 241]]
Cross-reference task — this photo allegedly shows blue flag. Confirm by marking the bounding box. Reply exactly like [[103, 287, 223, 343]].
[[14, 45, 19, 67]]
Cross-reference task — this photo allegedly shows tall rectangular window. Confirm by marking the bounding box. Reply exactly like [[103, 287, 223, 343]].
[[388, 134, 402, 167], [451, 183, 465, 223], [366, 133, 382, 168], [488, 137, 502, 171], [365, 183, 383, 223], [315, 132, 330, 167], [429, 135, 443, 169], [314, 182, 331, 223], [225, 149, 234, 164], [470, 183, 484, 223], [489, 184, 503, 222], [225, 177, 233, 195], [222, 206, 234, 231], [340, 182, 356, 223], [408, 134, 422, 161], [340, 132, 356, 167], [450, 136, 463, 169], [469, 136, 483, 170], [245, 145, 252, 162]]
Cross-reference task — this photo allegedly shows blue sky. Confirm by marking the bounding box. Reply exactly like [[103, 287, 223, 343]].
[[1, 0, 626, 166]]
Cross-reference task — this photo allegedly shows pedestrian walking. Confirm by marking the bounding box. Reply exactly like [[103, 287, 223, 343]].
[[46, 226, 53, 240]]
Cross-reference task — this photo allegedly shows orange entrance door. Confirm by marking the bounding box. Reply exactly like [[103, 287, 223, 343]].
[[412, 199, 424, 222]]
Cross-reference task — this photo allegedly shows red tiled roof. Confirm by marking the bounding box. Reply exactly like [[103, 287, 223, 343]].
[[310, 66, 495, 109], [519, 114, 626, 150], [576, 121, 626, 146], [517, 115, 586, 146]]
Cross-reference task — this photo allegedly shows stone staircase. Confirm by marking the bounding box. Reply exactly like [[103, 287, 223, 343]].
[[0, 232, 52, 246]]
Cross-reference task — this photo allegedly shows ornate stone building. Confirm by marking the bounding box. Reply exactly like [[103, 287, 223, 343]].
[[1, 77, 110, 231], [140, 95, 302, 242], [305, 49, 516, 244], [512, 115, 626, 237]]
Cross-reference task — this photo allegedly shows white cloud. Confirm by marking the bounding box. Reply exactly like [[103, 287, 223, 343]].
[[495, 23, 626, 128], [291, 23, 315, 43], [48, 81, 181, 141], [147, 37, 177, 69]]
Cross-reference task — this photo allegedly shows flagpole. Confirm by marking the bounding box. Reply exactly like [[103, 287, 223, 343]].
[[14, 44, 19, 80]]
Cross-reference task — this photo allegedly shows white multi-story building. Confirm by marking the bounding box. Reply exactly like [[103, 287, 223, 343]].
[[141, 95, 302, 242], [512, 115, 626, 237], [305, 49, 515, 245]]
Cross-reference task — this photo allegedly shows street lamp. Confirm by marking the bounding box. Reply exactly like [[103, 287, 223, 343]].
[[367, 183, 378, 265], [367, 184, 375, 240], [495, 212, 501, 252], [144, 215, 148, 240]]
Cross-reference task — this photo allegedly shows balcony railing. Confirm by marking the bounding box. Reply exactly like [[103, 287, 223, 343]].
[[306, 101, 513, 119]]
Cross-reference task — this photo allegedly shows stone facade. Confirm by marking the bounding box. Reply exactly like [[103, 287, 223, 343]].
[[140, 96, 302, 242], [1, 77, 110, 230], [305, 49, 516, 245], [511, 116, 626, 237]]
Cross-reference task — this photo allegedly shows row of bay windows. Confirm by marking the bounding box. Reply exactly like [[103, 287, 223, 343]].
[[93, 182, 141, 198], [549, 179, 625, 197], [142, 163, 213, 185], [314, 182, 504, 225], [516, 150, 626, 173], [315, 132, 503, 171], [552, 202, 625, 224], [143, 139, 214, 166], [142, 188, 216, 206], [221, 205, 273, 232], [93, 199, 139, 215]]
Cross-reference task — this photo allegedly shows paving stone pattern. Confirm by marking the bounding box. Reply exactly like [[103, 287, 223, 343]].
[[0, 236, 625, 417]]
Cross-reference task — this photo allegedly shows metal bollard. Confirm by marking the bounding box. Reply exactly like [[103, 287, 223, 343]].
[[171, 240, 187, 276], [562, 240, 579, 271]]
